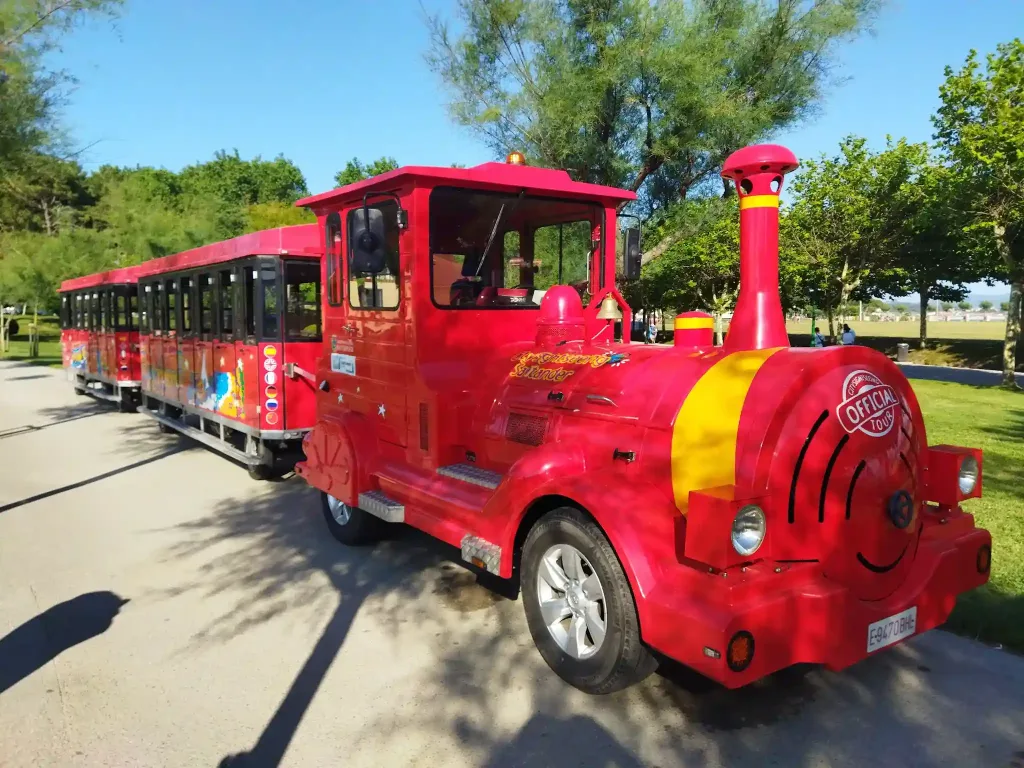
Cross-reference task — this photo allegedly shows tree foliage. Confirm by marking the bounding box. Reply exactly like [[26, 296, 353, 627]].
[[428, 0, 879, 214], [933, 38, 1024, 386], [333, 156, 399, 187]]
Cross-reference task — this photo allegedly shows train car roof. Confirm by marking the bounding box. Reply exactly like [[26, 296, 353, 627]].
[[135, 225, 321, 279], [295, 161, 637, 213], [60, 265, 142, 293]]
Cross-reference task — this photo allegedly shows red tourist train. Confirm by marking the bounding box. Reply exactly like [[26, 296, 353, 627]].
[[59, 266, 143, 410], [59, 225, 323, 479], [294, 145, 992, 692]]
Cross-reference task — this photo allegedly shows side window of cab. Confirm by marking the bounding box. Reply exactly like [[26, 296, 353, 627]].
[[347, 201, 400, 310]]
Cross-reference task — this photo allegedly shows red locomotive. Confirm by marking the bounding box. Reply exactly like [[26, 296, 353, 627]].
[[59, 266, 143, 411], [295, 145, 991, 693]]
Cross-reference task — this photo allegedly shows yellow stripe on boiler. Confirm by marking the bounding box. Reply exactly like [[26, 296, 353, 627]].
[[738, 195, 780, 210], [674, 317, 714, 330], [671, 348, 782, 513]]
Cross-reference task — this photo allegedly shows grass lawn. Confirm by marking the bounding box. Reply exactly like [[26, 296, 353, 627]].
[[0, 315, 63, 368], [912, 380, 1024, 652], [786, 319, 1007, 341]]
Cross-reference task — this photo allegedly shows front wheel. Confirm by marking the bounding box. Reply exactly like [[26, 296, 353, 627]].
[[521, 507, 657, 694], [320, 492, 383, 546]]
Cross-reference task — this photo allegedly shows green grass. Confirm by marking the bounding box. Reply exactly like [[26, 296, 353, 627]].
[[913, 380, 1024, 652], [786, 319, 1007, 341], [0, 315, 63, 367]]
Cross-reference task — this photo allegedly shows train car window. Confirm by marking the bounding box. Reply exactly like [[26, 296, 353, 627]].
[[90, 292, 99, 330], [284, 261, 322, 341], [217, 269, 234, 339], [140, 285, 151, 334], [164, 279, 177, 333], [326, 212, 342, 306], [429, 187, 600, 309], [243, 267, 257, 340], [72, 294, 80, 329], [60, 294, 70, 329], [198, 273, 214, 336], [115, 291, 128, 330], [128, 290, 138, 332], [181, 275, 193, 334], [99, 290, 108, 331], [153, 281, 164, 333], [259, 264, 280, 340], [347, 201, 400, 310]]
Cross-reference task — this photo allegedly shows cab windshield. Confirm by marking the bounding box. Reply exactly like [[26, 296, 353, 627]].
[[429, 187, 600, 309]]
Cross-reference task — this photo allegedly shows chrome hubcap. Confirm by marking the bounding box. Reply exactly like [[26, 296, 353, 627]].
[[535, 544, 607, 660], [326, 494, 351, 526]]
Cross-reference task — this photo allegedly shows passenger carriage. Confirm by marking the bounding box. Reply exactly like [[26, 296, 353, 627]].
[[59, 267, 142, 411], [134, 226, 323, 479]]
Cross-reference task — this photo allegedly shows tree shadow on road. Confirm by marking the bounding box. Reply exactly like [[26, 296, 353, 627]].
[[155, 481, 1024, 768]]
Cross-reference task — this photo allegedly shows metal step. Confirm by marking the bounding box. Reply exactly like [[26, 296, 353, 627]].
[[137, 406, 261, 467], [437, 463, 503, 490], [461, 534, 501, 576], [358, 490, 405, 523], [78, 382, 120, 404]]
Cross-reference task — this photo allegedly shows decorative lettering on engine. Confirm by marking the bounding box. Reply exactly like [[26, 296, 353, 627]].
[[836, 370, 899, 438]]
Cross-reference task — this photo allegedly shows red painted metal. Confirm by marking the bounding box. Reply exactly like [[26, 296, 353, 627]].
[[721, 144, 796, 352], [295, 148, 990, 689]]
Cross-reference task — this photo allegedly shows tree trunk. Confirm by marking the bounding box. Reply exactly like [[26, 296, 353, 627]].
[[827, 307, 835, 342], [918, 284, 929, 350], [1002, 280, 1021, 388], [713, 312, 723, 346]]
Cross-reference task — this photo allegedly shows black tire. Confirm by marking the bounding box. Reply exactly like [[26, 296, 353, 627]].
[[521, 507, 657, 694], [118, 395, 136, 413], [320, 492, 383, 546], [158, 421, 175, 434]]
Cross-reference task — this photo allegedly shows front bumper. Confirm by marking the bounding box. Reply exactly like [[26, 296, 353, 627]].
[[641, 514, 991, 688]]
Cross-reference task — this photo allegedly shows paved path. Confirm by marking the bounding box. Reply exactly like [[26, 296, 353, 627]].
[[897, 362, 1024, 387], [2, 360, 1024, 768]]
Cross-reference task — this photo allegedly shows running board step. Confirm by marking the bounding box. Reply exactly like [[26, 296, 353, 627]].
[[437, 463, 502, 490], [358, 491, 405, 523], [78, 384, 120, 404], [137, 406, 261, 467], [461, 535, 501, 576]]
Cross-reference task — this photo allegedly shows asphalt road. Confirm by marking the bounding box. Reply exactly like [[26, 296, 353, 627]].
[[2, 360, 1024, 768]]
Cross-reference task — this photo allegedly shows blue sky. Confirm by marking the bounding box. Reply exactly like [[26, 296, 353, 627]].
[[49, 0, 1022, 295]]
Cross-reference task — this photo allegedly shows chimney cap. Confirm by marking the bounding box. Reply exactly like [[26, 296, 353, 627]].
[[722, 144, 799, 180]]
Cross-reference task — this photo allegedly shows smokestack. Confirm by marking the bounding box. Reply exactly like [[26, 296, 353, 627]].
[[721, 145, 798, 352]]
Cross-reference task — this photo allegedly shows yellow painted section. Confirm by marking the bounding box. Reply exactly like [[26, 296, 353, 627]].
[[739, 194, 780, 210], [671, 348, 783, 512], [674, 317, 714, 330]]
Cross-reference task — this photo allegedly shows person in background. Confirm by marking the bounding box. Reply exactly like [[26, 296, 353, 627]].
[[841, 323, 856, 345], [647, 318, 658, 344], [811, 326, 826, 347]]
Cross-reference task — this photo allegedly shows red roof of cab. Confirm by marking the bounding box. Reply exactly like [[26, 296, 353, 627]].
[[136, 225, 321, 279], [60, 265, 142, 293], [295, 162, 637, 212]]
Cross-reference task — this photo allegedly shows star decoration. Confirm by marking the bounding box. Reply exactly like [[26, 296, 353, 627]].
[[337, 393, 344, 404], [378, 404, 386, 418]]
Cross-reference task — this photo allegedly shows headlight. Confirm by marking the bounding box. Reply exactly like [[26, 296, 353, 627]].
[[958, 456, 979, 495], [731, 505, 766, 557]]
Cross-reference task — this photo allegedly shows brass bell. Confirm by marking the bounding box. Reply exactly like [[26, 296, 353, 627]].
[[595, 294, 623, 321]]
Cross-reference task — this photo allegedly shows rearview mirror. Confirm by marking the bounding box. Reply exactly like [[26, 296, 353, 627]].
[[624, 228, 642, 280], [351, 207, 388, 274]]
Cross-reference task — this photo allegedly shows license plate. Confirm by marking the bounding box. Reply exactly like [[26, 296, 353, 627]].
[[867, 607, 917, 653]]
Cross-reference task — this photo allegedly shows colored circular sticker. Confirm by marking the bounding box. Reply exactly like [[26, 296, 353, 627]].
[[264, 345, 278, 357], [265, 412, 278, 425], [264, 371, 277, 386], [266, 398, 279, 411], [263, 358, 277, 372], [265, 386, 278, 399]]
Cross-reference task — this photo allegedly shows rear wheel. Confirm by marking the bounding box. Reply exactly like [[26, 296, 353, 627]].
[[521, 507, 657, 694], [321, 492, 383, 546]]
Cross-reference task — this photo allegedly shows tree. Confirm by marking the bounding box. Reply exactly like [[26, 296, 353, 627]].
[[427, 0, 879, 223], [782, 137, 916, 337], [980, 300, 994, 311], [934, 39, 1024, 387], [958, 300, 972, 311], [941, 301, 955, 310], [1001, 301, 1011, 312], [334, 157, 399, 187]]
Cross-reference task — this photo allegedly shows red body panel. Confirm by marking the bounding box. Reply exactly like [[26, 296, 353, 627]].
[[296, 150, 990, 689]]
